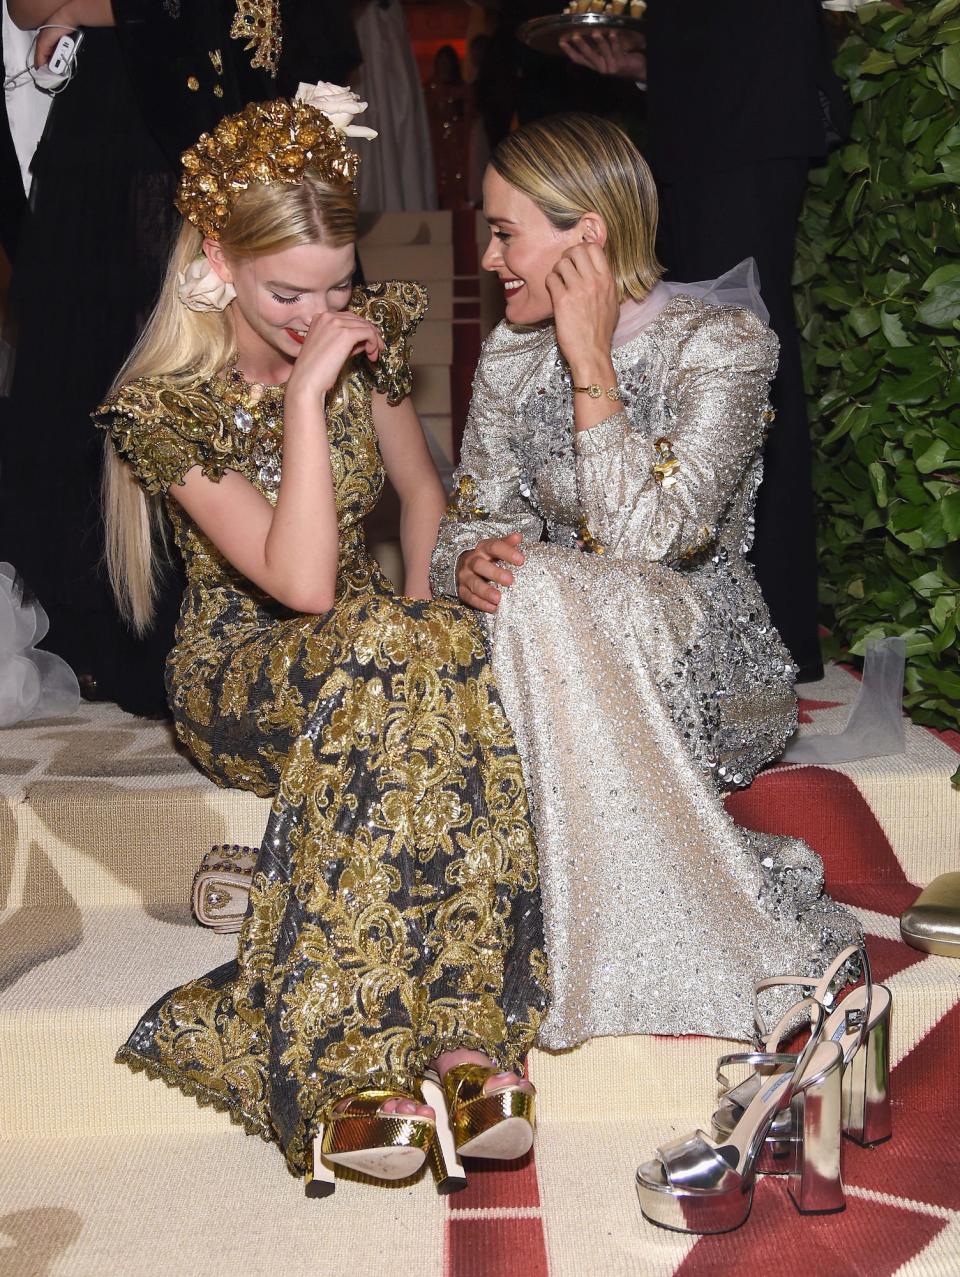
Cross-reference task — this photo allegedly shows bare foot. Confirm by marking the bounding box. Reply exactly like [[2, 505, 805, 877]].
[[333, 1094, 435, 1120], [432, 1048, 535, 1096]]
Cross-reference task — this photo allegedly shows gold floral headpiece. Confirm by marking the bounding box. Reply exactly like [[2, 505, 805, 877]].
[[176, 82, 378, 238]]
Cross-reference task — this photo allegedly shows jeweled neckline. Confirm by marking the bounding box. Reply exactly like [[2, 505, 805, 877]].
[[216, 362, 287, 404]]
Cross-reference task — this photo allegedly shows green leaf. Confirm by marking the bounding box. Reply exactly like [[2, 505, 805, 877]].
[[868, 461, 889, 507], [931, 0, 960, 25], [908, 172, 957, 191], [841, 143, 870, 173], [922, 263, 960, 289], [848, 305, 882, 338], [861, 49, 897, 75], [934, 19, 960, 45], [892, 370, 942, 404], [941, 43, 960, 88], [916, 282, 960, 326], [943, 491, 960, 539], [910, 570, 946, 597], [915, 439, 953, 472], [930, 594, 957, 629], [881, 308, 911, 346]]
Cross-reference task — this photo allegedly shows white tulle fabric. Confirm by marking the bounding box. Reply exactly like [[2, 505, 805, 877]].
[[781, 637, 907, 764], [613, 258, 770, 348], [0, 564, 80, 727]]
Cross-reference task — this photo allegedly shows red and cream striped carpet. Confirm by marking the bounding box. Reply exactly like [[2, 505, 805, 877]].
[[1, 663, 958, 1276]]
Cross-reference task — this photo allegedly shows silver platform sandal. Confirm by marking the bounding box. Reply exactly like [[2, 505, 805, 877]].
[[710, 942, 892, 1171], [636, 1007, 845, 1235]]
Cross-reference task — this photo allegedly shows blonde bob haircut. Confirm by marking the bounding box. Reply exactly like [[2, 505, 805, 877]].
[[104, 168, 357, 635], [490, 112, 662, 301]]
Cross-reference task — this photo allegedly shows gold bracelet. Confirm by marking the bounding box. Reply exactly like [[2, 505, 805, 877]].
[[572, 382, 622, 402]]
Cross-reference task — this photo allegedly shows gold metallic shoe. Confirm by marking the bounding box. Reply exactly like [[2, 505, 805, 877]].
[[427, 1064, 536, 1164], [303, 1088, 436, 1199]]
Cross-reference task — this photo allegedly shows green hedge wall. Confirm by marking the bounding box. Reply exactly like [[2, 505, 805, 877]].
[[795, 0, 960, 731]]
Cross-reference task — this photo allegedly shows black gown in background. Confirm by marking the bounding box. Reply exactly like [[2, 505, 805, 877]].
[[0, 30, 182, 715]]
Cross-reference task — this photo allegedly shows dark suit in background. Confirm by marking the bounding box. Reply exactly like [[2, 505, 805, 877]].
[[0, 3, 361, 716], [646, 0, 846, 678]]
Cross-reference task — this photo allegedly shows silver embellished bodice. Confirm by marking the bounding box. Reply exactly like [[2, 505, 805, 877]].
[[432, 295, 799, 788]]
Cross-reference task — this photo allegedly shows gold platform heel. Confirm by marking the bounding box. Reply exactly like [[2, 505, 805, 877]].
[[303, 1088, 437, 1199], [421, 1073, 469, 1194], [426, 1064, 536, 1166]]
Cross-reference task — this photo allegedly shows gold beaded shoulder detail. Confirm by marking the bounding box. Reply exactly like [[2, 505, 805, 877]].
[[349, 280, 429, 407], [94, 377, 232, 496]]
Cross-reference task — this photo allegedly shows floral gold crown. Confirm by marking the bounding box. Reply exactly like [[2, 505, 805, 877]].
[[176, 83, 378, 238]]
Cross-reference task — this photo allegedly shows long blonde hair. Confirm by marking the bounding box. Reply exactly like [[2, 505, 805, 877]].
[[490, 113, 662, 301], [104, 170, 357, 634]]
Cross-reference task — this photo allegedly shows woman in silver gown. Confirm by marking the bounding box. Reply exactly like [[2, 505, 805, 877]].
[[431, 114, 860, 1051]]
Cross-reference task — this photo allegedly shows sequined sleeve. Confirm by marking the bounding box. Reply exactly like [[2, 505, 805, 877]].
[[430, 335, 545, 600], [93, 377, 233, 496], [350, 280, 428, 406], [574, 305, 778, 563]]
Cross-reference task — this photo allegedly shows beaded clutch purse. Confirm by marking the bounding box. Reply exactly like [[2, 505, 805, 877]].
[[191, 844, 257, 932]]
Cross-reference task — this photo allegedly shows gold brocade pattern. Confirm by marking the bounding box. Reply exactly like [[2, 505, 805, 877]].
[[95, 281, 548, 1175]]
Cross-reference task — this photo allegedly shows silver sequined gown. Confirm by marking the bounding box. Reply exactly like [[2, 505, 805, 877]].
[[431, 295, 861, 1049]]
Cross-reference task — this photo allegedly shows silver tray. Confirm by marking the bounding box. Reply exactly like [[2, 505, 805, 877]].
[[518, 12, 645, 58]]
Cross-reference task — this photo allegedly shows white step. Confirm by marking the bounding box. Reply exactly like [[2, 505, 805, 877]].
[[2, 903, 955, 1140]]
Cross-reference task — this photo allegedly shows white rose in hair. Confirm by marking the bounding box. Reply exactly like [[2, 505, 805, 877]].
[[295, 81, 378, 140], [176, 257, 237, 313]]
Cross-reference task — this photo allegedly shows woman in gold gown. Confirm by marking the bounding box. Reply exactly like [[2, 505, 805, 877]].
[[94, 89, 548, 1195]]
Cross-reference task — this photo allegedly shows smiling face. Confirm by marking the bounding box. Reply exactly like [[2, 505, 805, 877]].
[[205, 238, 357, 380], [481, 166, 585, 325]]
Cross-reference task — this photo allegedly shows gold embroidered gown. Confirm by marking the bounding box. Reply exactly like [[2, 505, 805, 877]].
[[431, 295, 861, 1050], [94, 281, 548, 1176]]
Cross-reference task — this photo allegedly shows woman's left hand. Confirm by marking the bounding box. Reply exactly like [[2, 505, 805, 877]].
[[34, 22, 73, 67], [545, 243, 619, 381]]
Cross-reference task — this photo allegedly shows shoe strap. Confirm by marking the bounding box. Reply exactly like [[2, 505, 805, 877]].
[[715, 1050, 798, 1093], [331, 1088, 423, 1118], [753, 943, 868, 1046], [735, 1001, 832, 1113], [656, 1130, 744, 1191], [439, 1063, 506, 1109], [753, 993, 825, 1056]]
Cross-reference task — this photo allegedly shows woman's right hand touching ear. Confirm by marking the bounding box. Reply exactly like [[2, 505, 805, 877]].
[[456, 532, 525, 613], [285, 312, 385, 406]]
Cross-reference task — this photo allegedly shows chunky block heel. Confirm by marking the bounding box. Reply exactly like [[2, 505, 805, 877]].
[[422, 1073, 468, 1194], [637, 1010, 845, 1236], [711, 943, 893, 1170], [842, 1001, 892, 1148], [304, 1131, 336, 1199], [787, 1049, 845, 1215]]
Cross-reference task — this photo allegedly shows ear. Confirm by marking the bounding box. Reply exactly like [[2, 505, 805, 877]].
[[202, 238, 234, 284], [579, 213, 608, 249]]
